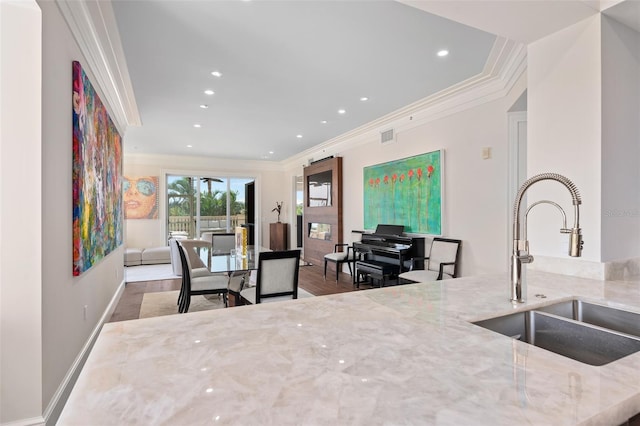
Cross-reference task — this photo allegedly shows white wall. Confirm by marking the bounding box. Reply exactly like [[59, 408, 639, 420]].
[[39, 0, 125, 422], [601, 16, 640, 262], [286, 74, 528, 278], [527, 15, 603, 263], [0, 1, 43, 423], [528, 14, 640, 268]]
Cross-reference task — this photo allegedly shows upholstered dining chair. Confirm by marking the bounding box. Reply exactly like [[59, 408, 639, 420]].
[[200, 232, 236, 255], [239, 250, 301, 304], [398, 238, 462, 283], [176, 241, 229, 313], [323, 231, 363, 282], [169, 238, 211, 277]]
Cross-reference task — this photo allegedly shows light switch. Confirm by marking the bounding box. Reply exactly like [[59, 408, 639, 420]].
[[482, 147, 491, 159]]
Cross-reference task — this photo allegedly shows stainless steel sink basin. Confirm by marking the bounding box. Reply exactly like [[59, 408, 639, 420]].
[[473, 305, 640, 366], [536, 299, 640, 338]]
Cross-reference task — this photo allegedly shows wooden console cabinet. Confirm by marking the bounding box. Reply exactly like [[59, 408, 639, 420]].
[[269, 222, 288, 251]]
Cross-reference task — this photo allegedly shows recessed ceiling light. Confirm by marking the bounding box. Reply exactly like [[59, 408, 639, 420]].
[[338, 109, 346, 114], [437, 49, 449, 57], [360, 97, 369, 101], [321, 120, 328, 124], [269, 151, 274, 154], [204, 89, 215, 95], [187, 145, 193, 148], [193, 124, 201, 128], [296, 134, 303, 139], [200, 104, 209, 109], [211, 71, 222, 78]]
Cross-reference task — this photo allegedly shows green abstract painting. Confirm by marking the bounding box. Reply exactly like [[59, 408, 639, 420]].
[[364, 150, 442, 234]]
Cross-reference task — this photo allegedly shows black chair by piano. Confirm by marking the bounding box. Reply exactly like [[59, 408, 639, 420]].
[[353, 224, 425, 288], [399, 238, 462, 283], [323, 231, 363, 283]]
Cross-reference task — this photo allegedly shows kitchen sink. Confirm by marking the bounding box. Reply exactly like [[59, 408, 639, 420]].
[[536, 299, 640, 338], [473, 302, 640, 366]]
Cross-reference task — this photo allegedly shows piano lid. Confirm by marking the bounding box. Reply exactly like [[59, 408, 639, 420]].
[[374, 224, 404, 236]]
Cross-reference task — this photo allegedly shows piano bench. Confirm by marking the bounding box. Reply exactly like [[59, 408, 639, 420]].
[[355, 260, 400, 288]]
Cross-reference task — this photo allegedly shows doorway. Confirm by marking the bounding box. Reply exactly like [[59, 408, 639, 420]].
[[295, 176, 303, 249], [507, 90, 527, 267]]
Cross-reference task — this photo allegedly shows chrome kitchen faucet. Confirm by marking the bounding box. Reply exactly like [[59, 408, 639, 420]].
[[511, 173, 584, 302]]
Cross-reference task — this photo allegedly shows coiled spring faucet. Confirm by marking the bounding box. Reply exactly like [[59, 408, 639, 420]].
[[511, 173, 584, 302]]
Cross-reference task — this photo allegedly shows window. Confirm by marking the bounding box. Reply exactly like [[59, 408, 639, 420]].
[[166, 175, 254, 240]]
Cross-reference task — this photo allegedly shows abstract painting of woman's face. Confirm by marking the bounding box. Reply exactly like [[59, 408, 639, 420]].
[[124, 176, 159, 219]]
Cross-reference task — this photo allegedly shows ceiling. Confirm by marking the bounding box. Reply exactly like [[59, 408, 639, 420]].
[[111, 0, 640, 162]]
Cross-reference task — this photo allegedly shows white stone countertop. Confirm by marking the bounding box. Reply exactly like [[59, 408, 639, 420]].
[[58, 272, 640, 425]]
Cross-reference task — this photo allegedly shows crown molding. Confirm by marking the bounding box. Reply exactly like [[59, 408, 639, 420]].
[[282, 37, 527, 171], [56, 0, 140, 134]]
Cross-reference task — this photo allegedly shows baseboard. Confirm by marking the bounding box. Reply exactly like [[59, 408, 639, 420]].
[[42, 278, 126, 425], [0, 416, 45, 426]]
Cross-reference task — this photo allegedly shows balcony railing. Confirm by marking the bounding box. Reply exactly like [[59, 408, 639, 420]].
[[168, 215, 246, 239]]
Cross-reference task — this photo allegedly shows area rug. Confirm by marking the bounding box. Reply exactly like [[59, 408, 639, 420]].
[[139, 291, 225, 318], [125, 264, 179, 283], [139, 288, 315, 319]]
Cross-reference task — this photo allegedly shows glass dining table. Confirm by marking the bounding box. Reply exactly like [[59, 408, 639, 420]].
[[201, 245, 271, 273], [201, 246, 271, 306]]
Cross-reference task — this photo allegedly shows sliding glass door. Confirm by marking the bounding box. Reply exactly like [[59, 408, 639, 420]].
[[166, 174, 254, 240]]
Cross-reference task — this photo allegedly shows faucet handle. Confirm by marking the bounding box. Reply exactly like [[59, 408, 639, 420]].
[[560, 228, 572, 234], [569, 229, 583, 257], [518, 254, 534, 264]]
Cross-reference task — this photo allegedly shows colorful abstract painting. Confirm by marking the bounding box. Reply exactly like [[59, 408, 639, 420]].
[[124, 176, 159, 219], [72, 61, 123, 276], [364, 150, 442, 235]]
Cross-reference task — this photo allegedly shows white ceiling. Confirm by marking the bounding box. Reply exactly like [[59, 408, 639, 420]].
[[112, 0, 640, 162]]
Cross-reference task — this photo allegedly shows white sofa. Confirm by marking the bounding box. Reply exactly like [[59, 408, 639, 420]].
[[124, 246, 171, 266], [124, 248, 143, 266]]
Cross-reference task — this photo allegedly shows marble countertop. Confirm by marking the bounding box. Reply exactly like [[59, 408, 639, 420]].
[[58, 272, 640, 425]]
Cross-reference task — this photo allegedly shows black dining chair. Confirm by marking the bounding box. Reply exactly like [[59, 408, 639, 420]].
[[323, 231, 363, 283], [176, 241, 229, 313], [239, 250, 301, 304]]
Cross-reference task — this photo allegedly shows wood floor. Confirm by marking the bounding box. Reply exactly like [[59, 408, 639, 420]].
[[108, 262, 377, 322]]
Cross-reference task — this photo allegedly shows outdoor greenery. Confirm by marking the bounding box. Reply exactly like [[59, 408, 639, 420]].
[[168, 177, 244, 217]]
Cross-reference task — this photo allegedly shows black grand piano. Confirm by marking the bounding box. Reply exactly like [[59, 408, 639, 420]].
[[352, 224, 425, 287]]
